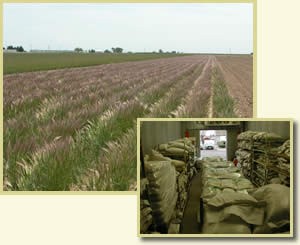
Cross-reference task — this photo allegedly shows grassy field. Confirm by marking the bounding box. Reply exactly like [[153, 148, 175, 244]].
[[3, 55, 253, 191], [3, 52, 186, 74], [3, 55, 206, 191]]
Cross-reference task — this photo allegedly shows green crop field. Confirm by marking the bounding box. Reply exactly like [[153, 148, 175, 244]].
[[3, 52, 186, 74], [3, 54, 253, 191]]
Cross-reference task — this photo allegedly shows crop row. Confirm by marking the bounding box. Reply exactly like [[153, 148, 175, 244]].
[[4, 55, 208, 190]]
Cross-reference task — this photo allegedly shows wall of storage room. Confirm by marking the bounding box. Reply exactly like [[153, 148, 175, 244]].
[[245, 121, 290, 139], [141, 121, 183, 155]]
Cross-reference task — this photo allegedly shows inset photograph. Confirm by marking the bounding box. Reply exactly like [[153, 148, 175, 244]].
[[138, 119, 293, 237]]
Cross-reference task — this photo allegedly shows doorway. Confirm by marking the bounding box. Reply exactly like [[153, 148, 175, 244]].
[[199, 130, 227, 160]]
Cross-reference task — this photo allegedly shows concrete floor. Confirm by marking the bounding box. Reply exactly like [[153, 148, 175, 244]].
[[180, 172, 202, 234], [200, 147, 227, 160]]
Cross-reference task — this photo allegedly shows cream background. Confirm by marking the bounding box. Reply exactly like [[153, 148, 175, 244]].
[[1, 0, 299, 243]]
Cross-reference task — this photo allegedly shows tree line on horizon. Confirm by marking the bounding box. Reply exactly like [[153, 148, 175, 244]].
[[3, 45, 179, 54], [4, 45, 253, 55], [3, 45, 25, 52]]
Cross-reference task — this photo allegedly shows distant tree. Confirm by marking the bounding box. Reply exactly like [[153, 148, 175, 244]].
[[159, 49, 163, 53], [3, 47, 5, 50], [127, 51, 132, 54], [89, 49, 96, 53], [6, 45, 25, 52], [116, 47, 123, 53], [172, 51, 176, 54], [152, 51, 156, 53], [111, 47, 123, 53], [250, 52, 253, 55], [74, 47, 83, 52], [16, 46, 25, 52], [104, 49, 111, 53]]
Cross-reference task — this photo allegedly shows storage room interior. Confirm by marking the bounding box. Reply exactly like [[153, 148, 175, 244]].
[[139, 120, 292, 235]]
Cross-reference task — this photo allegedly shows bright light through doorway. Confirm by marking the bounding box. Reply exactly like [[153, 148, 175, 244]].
[[200, 130, 227, 160]]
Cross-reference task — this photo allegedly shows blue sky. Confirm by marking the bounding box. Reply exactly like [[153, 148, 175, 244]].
[[4, 3, 253, 53]]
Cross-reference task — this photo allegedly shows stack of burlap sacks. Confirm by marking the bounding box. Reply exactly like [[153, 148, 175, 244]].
[[176, 169, 188, 221], [277, 140, 290, 156], [236, 131, 257, 178], [139, 138, 196, 234], [252, 132, 287, 186], [140, 149, 189, 234], [157, 138, 195, 157], [156, 137, 197, 215], [250, 184, 291, 233], [269, 140, 290, 186], [200, 157, 255, 202], [140, 178, 153, 233], [144, 159, 177, 233], [236, 131, 290, 186], [199, 157, 290, 234], [200, 157, 258, 234], [157, 137, 197, 181]]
